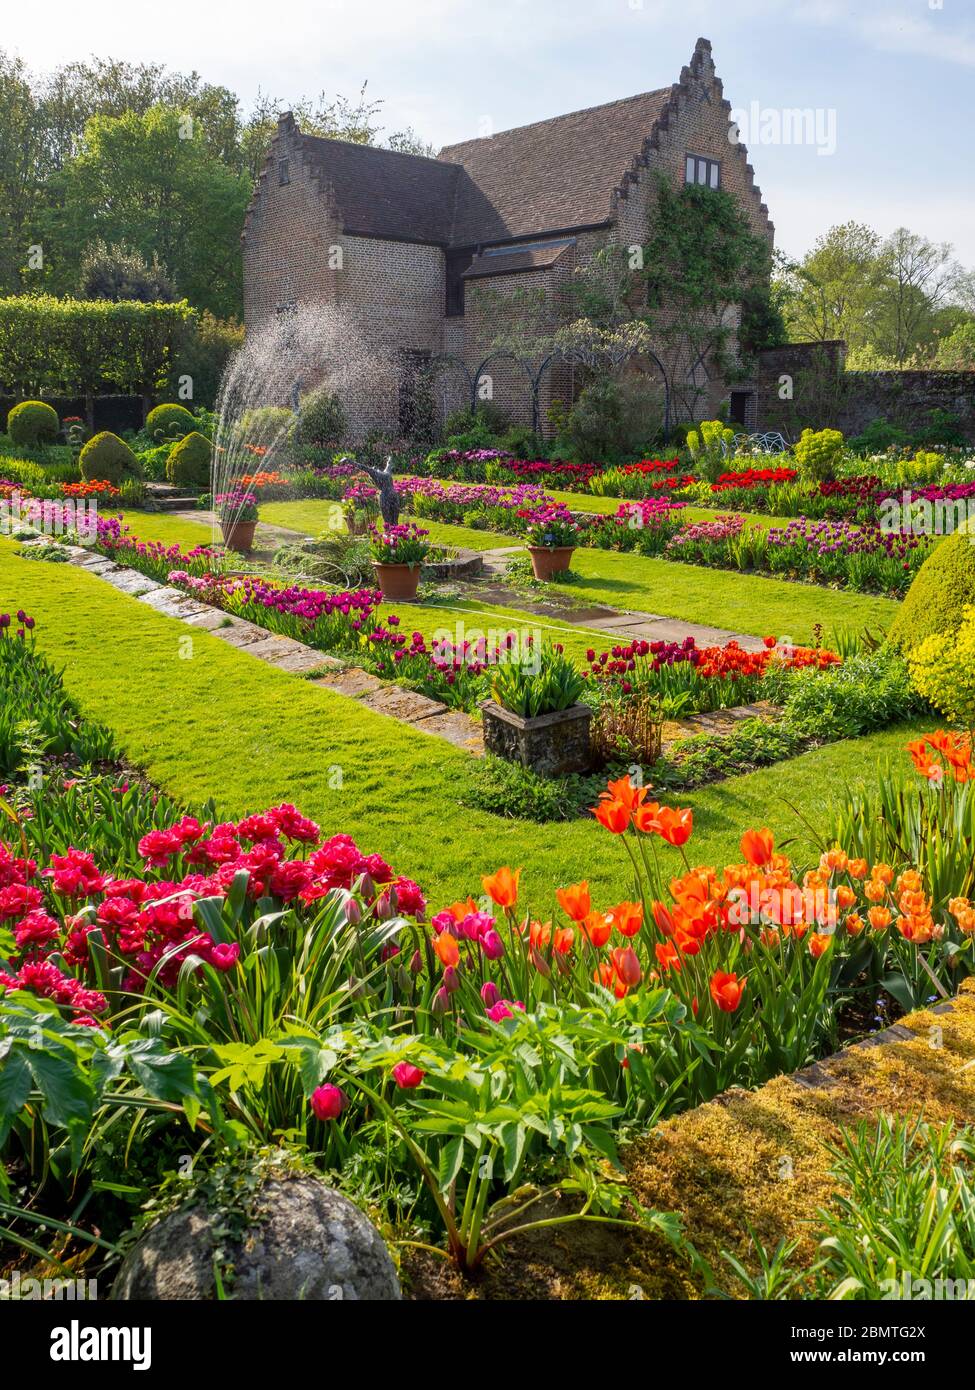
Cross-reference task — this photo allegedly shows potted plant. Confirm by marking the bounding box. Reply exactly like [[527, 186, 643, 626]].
[[481, 641, 592, 776], [523, 507, 581, 580], [370, 522, 430, 600], [217, 490, 259, 553]]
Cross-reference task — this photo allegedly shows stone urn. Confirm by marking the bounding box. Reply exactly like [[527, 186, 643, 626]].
[[373, 562, 421, 601], [112, 1176, 401, 1301], [527, 545, 575, 581], [221, 518, 257, 554], [481, 699, 592, 776]]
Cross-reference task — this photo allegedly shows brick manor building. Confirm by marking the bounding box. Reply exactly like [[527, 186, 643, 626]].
[[241, 37, 773, 438]]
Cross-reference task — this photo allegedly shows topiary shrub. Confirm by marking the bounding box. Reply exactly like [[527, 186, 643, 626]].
[[907, 606, 975, 728], [146, 403, 197, 442], [7, 400, 59, 447], [889, 519, 975, 652], [166, 431, 212, 488], [78, 431, 141, 485]]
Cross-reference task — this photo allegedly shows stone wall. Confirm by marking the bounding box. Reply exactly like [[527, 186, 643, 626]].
[[756, 341, 975, 442]]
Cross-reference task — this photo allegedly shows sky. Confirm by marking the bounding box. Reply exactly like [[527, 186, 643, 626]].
[[5, 0, 975, 267]]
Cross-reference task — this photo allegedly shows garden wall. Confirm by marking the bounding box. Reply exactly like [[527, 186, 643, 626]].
[[756, 341, 975, 442]]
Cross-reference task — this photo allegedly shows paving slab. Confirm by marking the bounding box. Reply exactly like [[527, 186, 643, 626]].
[[211, 620, 269, 648], [308, 667, 385, 699], [99, 569, 161, 597], [412, 709, 485, 754], [362, 685, 447, 722]]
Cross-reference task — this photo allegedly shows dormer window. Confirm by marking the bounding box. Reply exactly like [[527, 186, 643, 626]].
[[278, 158, 290, 186], [685, 154, 720, 189]]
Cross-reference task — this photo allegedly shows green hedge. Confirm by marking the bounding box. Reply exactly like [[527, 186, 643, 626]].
[[166, 431, 211, 488], [79, 432, 141, 486], [0, 296, 194, 399]]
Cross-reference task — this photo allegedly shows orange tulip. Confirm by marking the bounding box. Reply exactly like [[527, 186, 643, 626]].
[[844, 913, 865, 937], [740, 827, 774, 867], [651, 900, 675, 936], [553, 925, 575, 954], [432, 932, 460, 967], [835, 884, 857, 910], [867, 905, 891, 932], [445, 897, 479, 923], [864, 879, 887, 903], [604, 776, 647, 812], [847, 858, 868, 879], [632, 800, 662, 834], [808, 932, 832, 959], [871, 863, 894, 886], [593, 959, 627, 999], [592, 798, 630, 834], [709, 970, 745, 1012], [609, 900, 644, 938], [654, 806, 694, 848], [482, 865, 521, 909], [580, 910, 612, 949], [556, 881, 591, 922], [655, 939, 682, 973]]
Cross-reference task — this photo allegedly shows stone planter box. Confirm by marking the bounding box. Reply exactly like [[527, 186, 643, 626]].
[[481, 699, 592, 777]]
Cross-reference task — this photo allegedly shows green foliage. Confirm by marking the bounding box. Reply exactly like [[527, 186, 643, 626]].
[[0, 295, 193, 398], [78, 430, 141, 485], [555, 376, 663, 464], [292, 387, 347, 450], [934, 321, 975, 371], [793, 427, 844, 482], [889, 521, 975, 650], [499, 424, 546, 459], [783, 649, 923, 740], [846, 415, 911, 453], [165, 430, 212, 488], [7, 400, 59, 446], [490, 643, 585, 717], [146, 402, 197, 442], [170, 311, 243, 410], [459, 755, 579, 821]]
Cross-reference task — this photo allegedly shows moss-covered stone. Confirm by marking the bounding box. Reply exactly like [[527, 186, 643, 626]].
[[889, 523, 975, 650]]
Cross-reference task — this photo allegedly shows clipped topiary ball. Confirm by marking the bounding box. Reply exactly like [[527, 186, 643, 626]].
[[79, 431, 141, 486], [166, 430, 212, 488], [7, 400, 59, 447], [888, 519, 975, 651], [146, 402, 197, 442]]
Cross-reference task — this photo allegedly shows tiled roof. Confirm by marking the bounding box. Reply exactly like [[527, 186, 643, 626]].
[[462, 239, 575, 279], [439, 89, 674, 245], [302, 136, 461, 244], [296, 87, 674, 250]]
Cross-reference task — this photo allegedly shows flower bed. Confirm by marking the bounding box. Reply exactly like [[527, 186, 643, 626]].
[[666, 513, 932, 596], [94, 515, 224, 580]]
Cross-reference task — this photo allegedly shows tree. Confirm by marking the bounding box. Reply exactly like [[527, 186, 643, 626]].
[[934, 321, 975, 371], [52, 107, 251, 317], [873, 228, 959, 363], [778, 222, 888, 351], [79, 239, 176, 302]]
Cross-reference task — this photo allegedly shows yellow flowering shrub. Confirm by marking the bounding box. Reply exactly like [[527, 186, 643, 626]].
[[908, 604, 975, 726], [794, 427, 844, 482]]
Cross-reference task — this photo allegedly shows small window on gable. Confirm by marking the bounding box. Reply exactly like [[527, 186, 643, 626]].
[[685, 154, 720, 189], [278, 158, 290, 186]]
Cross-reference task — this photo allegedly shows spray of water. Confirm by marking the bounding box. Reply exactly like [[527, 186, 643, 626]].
[[210, 303, 394, 543]]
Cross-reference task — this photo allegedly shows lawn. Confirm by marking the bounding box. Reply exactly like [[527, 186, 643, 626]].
[[1, 538, 929, 903]]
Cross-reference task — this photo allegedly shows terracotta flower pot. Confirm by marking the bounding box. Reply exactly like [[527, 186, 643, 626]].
[[527, 545, 575, 581], [221, 519, 257, 553], [373, 561, 421, 601]]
